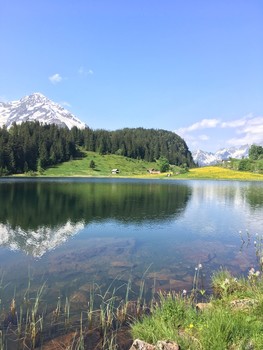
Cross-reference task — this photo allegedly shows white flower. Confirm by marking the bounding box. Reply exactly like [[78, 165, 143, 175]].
[[249, 268, 255, 275], [198, 263, 203, 269]]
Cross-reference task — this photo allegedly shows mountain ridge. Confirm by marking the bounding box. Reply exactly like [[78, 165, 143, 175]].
[[192, 145, 250, 166], [0, 92, 86, 130]]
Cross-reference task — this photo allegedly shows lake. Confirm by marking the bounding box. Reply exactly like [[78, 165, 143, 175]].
[[0, 177, 263, 312]]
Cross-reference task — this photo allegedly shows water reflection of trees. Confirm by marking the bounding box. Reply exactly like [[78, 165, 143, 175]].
[[241, 183, 263, 209], [0, 180, 192, 230]]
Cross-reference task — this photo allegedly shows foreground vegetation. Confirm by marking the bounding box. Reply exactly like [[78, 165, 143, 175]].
[[132, 259, 263, 349], [132, 271, 263, 349], [2, 261, 263, 349]]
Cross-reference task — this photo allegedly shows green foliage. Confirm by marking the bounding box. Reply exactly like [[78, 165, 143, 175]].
[[157, 156, 170, 172], [132, 292, 198, 344], [132, 271, 263, 349], [89, 159, 96, 169], [238, 158, 252, 171], [0, 122, 77, 175], [80, 127, 195, 167], [0, 123, 195, 175], [249, 144, 263, 160]]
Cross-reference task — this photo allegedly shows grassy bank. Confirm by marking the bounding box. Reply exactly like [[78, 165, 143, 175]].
[[23, 151, 263, 180], [132, 267, 263, 349]]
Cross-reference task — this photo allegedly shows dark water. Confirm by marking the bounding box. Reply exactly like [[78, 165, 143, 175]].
[[0, 177, 263, 309]]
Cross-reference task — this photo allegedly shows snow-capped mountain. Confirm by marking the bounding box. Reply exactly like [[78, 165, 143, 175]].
[[0, 93, 87, 129], [192, 145, 250, 166]]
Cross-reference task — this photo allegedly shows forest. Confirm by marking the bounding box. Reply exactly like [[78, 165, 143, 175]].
[[0, 122, 195, 175]]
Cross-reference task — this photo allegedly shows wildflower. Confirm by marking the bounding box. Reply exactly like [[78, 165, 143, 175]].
[[189, 323, 194, 329], [182, 289, 187, 296], [198, 263, 203, 269], [224, 278, 230, 284], [248, 268, 255, 275]]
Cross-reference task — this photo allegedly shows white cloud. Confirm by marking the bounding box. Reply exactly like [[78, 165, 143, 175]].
[[78, 67, 94, 76], [175, 118, 220, 136], [226, 115, 263, 147], [175, 114, 263, 152], [199, 134, 209, 141], [220, 114, 253, 128], [49, 73, 62, 84], [60, 101, 71, 108]]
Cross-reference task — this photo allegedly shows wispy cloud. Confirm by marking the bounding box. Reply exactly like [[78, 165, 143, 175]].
[[78, 66, 94, 76], [226, 115, 263, 147], [0, 95, 8, 103], [175, 118, 220, 136], [60, 101, 71, 108], [175, 114, 263, 151], [49, 73, 62, 84]]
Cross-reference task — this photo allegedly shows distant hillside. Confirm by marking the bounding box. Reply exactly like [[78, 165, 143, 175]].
[[0, 122, 195, 175], [78, 127, 195, 167], [0, 93, 195, 172]]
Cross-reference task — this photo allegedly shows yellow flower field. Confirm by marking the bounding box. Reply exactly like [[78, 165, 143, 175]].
[[184, 166, 263, 181]]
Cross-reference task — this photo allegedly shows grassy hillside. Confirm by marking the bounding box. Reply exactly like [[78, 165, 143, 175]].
[[37, 152, 263, 181], [41, 151, 158, 177]]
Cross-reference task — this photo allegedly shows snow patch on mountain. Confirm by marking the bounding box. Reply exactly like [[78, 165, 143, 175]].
[[192, 145, 250, 166], [0, 93, 87, 129]]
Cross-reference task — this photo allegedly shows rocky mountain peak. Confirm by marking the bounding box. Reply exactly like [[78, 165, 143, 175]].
[[0, 93, 87, 130], [192, 145, 250, 166]]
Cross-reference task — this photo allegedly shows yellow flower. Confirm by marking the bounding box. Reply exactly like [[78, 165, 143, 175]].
[[189, 323, 194, 329]]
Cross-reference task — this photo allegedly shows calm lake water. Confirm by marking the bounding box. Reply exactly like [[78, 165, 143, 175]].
[[0, 177, 263, 310]]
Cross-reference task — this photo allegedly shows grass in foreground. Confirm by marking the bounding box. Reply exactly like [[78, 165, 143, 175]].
[[132, 267, 263, 350]]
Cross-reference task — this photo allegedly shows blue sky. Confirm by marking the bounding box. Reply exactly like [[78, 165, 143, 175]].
[[0, 0, 262, 152]]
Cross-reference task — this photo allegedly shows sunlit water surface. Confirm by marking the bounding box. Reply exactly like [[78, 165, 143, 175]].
[[0, 177, 262, 309]]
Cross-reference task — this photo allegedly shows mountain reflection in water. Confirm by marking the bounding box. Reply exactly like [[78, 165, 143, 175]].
[[0, 178, 191, 256], [0, 178, 262, 312]]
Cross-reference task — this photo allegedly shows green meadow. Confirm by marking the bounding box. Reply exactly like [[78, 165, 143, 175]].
[[29, 151, 263, 181]]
